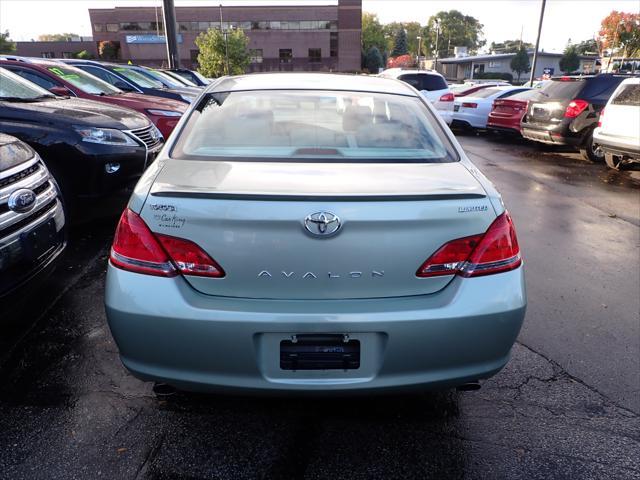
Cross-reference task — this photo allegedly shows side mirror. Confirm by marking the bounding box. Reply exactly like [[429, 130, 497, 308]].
[[49, 85, 71, 96], [114, 81, 134, 92]]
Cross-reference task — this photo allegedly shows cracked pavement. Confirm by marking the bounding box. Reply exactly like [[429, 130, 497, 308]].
[[0, 135, 638, 479]]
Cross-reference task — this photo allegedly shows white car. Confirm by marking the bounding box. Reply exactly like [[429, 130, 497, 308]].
[[593, 77, 640, 170], [452, 85, 531, 129], [380, 69, 454, 124]]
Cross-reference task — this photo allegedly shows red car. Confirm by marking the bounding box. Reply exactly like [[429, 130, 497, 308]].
[[0, 59, 186, 139], [487, 90, 539, 136], [452, 82, 511, 97]]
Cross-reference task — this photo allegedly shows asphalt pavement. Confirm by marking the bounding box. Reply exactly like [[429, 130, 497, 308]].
[[0, 134, 638, 480]]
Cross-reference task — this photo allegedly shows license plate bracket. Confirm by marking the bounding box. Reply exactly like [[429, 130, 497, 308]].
[[280, 334, 360, 370], [20, 219, 57, 262]]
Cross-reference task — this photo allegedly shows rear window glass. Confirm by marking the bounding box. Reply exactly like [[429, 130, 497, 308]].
[[612, 84, 640, 106], [470, 87, 504, 98], [398, 73, 447, 92], [533, 79, 584, 100], [172, 90, 459, 163], [506, 89, 539, 101]]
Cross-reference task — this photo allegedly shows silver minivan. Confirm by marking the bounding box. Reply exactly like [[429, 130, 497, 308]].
[[104, 73, 526, 394]]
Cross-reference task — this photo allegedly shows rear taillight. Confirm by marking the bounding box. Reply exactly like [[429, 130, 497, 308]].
[[416, 212, 521, 278], [110, 209, 225, 278], [597, 108, 604, 127], [462, 102, 478, 108], [564, 99, 588, 118], [439, 92, 455, 102]]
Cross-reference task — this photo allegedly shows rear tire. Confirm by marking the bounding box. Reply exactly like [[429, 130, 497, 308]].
[[580, 131, 605, 163], [604, 152, 624, 170]]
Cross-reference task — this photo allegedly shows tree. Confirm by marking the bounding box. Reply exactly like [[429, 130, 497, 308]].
[[73, 50, 93, 59], [98, 40, 120, 60], [424, 10, 485, 57], [196, 28, 250, 77], [559, 45, 580, 73], [364, 46, 384, 73], [391, 28, 408, 57], [510, 46, 531, 82], [362, 13, 386, 55], [38, 33, 79, 42], [383, 22, 423, 57], [598, 11, 640, 58], [574, 38, 600, 55], [491, 39, 533, 54], [0, 30, 16, 54]]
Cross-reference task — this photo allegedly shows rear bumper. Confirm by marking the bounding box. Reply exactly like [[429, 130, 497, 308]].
[[520, 121, 583, 146], [105, 264, 527, 394], [487, 115, 522, 134], [435, 107, 454, 125], [593, 130, 640, 160]]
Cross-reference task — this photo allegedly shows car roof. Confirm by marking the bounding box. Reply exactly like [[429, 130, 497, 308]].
[[209, 73, 419, 96], [381, 68, 444, 78]]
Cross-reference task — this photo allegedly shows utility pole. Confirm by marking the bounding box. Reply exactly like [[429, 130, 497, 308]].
[[529, 0, 546, 85], [416, 35, 422, 68], [220, 3, 229, 75], [434, 20, 440, 72], [161, 0, 180, 69]]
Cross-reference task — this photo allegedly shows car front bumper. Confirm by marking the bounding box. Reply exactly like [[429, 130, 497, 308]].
[[105, 265, 526, 394]]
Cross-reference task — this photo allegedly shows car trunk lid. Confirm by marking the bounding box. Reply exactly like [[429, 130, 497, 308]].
[[141, 160, 495, 299]]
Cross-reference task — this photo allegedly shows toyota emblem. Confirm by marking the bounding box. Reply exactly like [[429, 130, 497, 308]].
[[304, 211, 341, 237]]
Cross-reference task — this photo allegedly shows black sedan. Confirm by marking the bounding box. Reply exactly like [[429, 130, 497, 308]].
[[0, 67, 163, 208]]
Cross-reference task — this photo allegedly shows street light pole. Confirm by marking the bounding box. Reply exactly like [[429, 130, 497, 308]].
[[529, 0, 547, 85], [434, 20, 440, 72], [161, 0, 180, 69], [220, 3, 229, 75], [416, 35, 422, 68]]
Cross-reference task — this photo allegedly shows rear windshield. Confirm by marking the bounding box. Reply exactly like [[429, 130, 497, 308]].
[[611, 83, 640, 106], [506, 89, 539, 101], [172, 90, 459, 163], [470, 87, 504, 98], [398, 73, 448, 92], [534, 79, 584, 99]]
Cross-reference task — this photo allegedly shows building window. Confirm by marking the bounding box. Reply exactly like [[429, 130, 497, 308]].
[[93, 23, 105, 32], [62, 52, 73, 59], [250, 49, 263, 64], [41, 52, 55, 59], [190, 49, 199, 65], [488, 61, 502, 68], [279, 49, 292, 64], [178, 22, 190, 31], [309, 48, 322, 63], [330, 32, 338, 57], [106, 23, 119, 32]]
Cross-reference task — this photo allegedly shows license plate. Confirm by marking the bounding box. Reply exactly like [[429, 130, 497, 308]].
[[20, 219, 57, 262], [454, 105, 460, 112], [280, 334, 360, 370]]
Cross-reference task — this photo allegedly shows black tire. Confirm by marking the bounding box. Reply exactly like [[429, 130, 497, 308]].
[[604, 152, 623, 170], [579, 131, 605, 163]]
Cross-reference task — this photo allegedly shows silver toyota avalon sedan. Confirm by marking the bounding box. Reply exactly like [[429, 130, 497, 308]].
[[104, 73, 526, 394]]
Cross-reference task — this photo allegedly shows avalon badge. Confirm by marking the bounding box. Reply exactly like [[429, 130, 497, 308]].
[[304, 211, 341, 237], [7, 188, 37, 213]]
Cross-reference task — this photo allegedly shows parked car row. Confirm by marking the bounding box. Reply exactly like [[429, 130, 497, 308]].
[[0, 58, 207, 305]]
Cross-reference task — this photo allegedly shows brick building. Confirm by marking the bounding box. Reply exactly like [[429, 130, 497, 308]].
[[86, 0, 361, 72]]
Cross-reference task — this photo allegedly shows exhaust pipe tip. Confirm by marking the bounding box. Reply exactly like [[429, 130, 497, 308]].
[[153, 382, 176, 397], [456, 381, 481, 392]]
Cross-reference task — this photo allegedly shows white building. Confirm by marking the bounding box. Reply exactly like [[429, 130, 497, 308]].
[[431, 51, 599, 82]]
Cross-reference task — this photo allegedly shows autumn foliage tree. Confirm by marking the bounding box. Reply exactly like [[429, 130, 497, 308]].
[[598, 11, 640, 58]]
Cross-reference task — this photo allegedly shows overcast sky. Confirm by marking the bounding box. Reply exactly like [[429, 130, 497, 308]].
[[1, 0, 637, 52]]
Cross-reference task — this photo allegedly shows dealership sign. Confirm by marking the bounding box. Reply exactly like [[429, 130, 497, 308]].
[[125, 34, 183, 44]]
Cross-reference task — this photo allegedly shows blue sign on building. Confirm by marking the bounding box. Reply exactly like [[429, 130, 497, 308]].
[[126, 34, 183, 44]]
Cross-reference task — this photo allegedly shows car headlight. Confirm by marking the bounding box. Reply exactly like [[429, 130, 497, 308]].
[[73, 126, 138, 146], [179, 94, 195, 104], [146, 109, 182, 117]]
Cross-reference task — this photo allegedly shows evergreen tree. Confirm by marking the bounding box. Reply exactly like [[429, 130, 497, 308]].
[[559, 45, 580, 73], [391, 29, 408, 57], [510, 46, 531, 82], [365, 46, 384, 73]]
